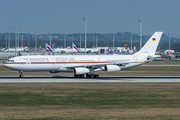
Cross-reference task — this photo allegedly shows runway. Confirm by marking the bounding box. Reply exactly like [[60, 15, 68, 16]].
[[0, 76, 180, 83]]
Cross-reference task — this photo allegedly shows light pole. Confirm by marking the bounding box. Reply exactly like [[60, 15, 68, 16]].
[[82, 17, 87, 54], [93, 35, 95, 47], [21, 33, 23, 47], [8, 32, 10, 50], [96, 32, 98, 48], [14, 28, 17, 56], [34, 32, 37, 51], [17, 28, 19, 48], [72, 34, 73, 47], [5, 33, 7, 50], [49, 32, 51, 47], [138, 18, 142, 49], [64, 32, 66, 48], [130, 32, 132, 51], [113, 32, 115, 54], [79, 33, 81, 48], [168, 33, 170, 56], [27, 34, 29, 47]]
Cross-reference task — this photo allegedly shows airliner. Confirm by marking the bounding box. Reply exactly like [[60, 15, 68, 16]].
[[72, 43, 99, 53], [4, 32, 162, 78], [5, 47, 29, 52]]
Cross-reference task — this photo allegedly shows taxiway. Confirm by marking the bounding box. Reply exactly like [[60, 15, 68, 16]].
[[0, 76, 180, 83]]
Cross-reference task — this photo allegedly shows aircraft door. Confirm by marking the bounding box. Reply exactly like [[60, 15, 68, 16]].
[[98, 58, 101, 63], [20, 58, 25, 65], [51, 58, 56, 64]]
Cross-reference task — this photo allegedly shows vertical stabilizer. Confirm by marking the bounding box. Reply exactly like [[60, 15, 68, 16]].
[[135, 32, 163, 56], [45, 43, 54, 52], [72, 43, 81, 51]]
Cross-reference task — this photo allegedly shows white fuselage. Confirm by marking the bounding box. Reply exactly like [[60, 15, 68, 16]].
[[5, 48, 24, 52], [4, 54, 145, 72], [79, 48, 99, 53], [52, 48, 78, 53]]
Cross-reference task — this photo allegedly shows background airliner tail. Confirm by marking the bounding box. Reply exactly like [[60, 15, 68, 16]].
[[134, 32, 163, 57], [45, 43, 55, 52], [72, 43, 81, 51]]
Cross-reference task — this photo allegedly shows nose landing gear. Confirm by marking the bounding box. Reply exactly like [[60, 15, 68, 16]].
[[19, 71, 24, 78]]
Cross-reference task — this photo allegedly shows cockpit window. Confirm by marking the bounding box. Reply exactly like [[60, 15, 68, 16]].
[[7, 60, 14, 63]]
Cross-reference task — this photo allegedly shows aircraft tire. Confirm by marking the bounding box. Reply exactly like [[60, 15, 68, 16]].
[[86, 74, 89, 78], [74, 74, 84, 78], [81, 74, 84, 78], [94, 75, 99, 78]]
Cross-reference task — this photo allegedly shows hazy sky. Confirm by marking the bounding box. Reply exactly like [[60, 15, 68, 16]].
[[0, 0, 180, 37]]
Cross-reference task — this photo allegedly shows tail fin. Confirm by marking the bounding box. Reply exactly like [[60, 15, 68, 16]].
[[45, 43, 54, 52], [134, 32, 163, 57], [72, 43, 81, 51]]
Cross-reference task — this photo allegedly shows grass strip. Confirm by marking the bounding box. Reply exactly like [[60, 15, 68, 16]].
[[0, 83, 180, 119]]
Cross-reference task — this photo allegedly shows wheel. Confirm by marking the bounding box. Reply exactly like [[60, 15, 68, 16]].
[[86, 74, 89, 78], [86, 74, 90, 78], [80, 74, 84, 78], [95, 75, 99, 78], [19, 71, 23, 78], [91, 75, 94, 78]]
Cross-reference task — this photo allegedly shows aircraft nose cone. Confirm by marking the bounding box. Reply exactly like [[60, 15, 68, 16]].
[[3, 63, 8, 68], [4, 63, 11, 69]]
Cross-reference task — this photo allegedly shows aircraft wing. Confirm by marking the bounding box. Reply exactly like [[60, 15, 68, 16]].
[[62, 59, 131, 69]]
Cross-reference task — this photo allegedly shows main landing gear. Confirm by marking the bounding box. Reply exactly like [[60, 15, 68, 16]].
[[74, 74, 99, 78], [86, 74, 99, 78], [19, 71, 24, 78], [74, 74, 84, 78]]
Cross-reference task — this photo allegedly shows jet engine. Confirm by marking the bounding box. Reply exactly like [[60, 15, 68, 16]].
[[73, 67, 90, 75], [105, 65, 121, 72]]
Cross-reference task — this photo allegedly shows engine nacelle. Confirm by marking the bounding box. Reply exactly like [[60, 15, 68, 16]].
[[73, 67, 90, 75], [105, 65, 121, 72]]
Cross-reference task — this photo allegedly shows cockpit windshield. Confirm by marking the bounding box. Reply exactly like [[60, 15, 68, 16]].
[[7, 60, 14, 63]]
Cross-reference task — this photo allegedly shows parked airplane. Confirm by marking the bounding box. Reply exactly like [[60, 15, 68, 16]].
[[4, 32, 162, 78], [72, 43, 99, 53], [5, 47, 29, 52]]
